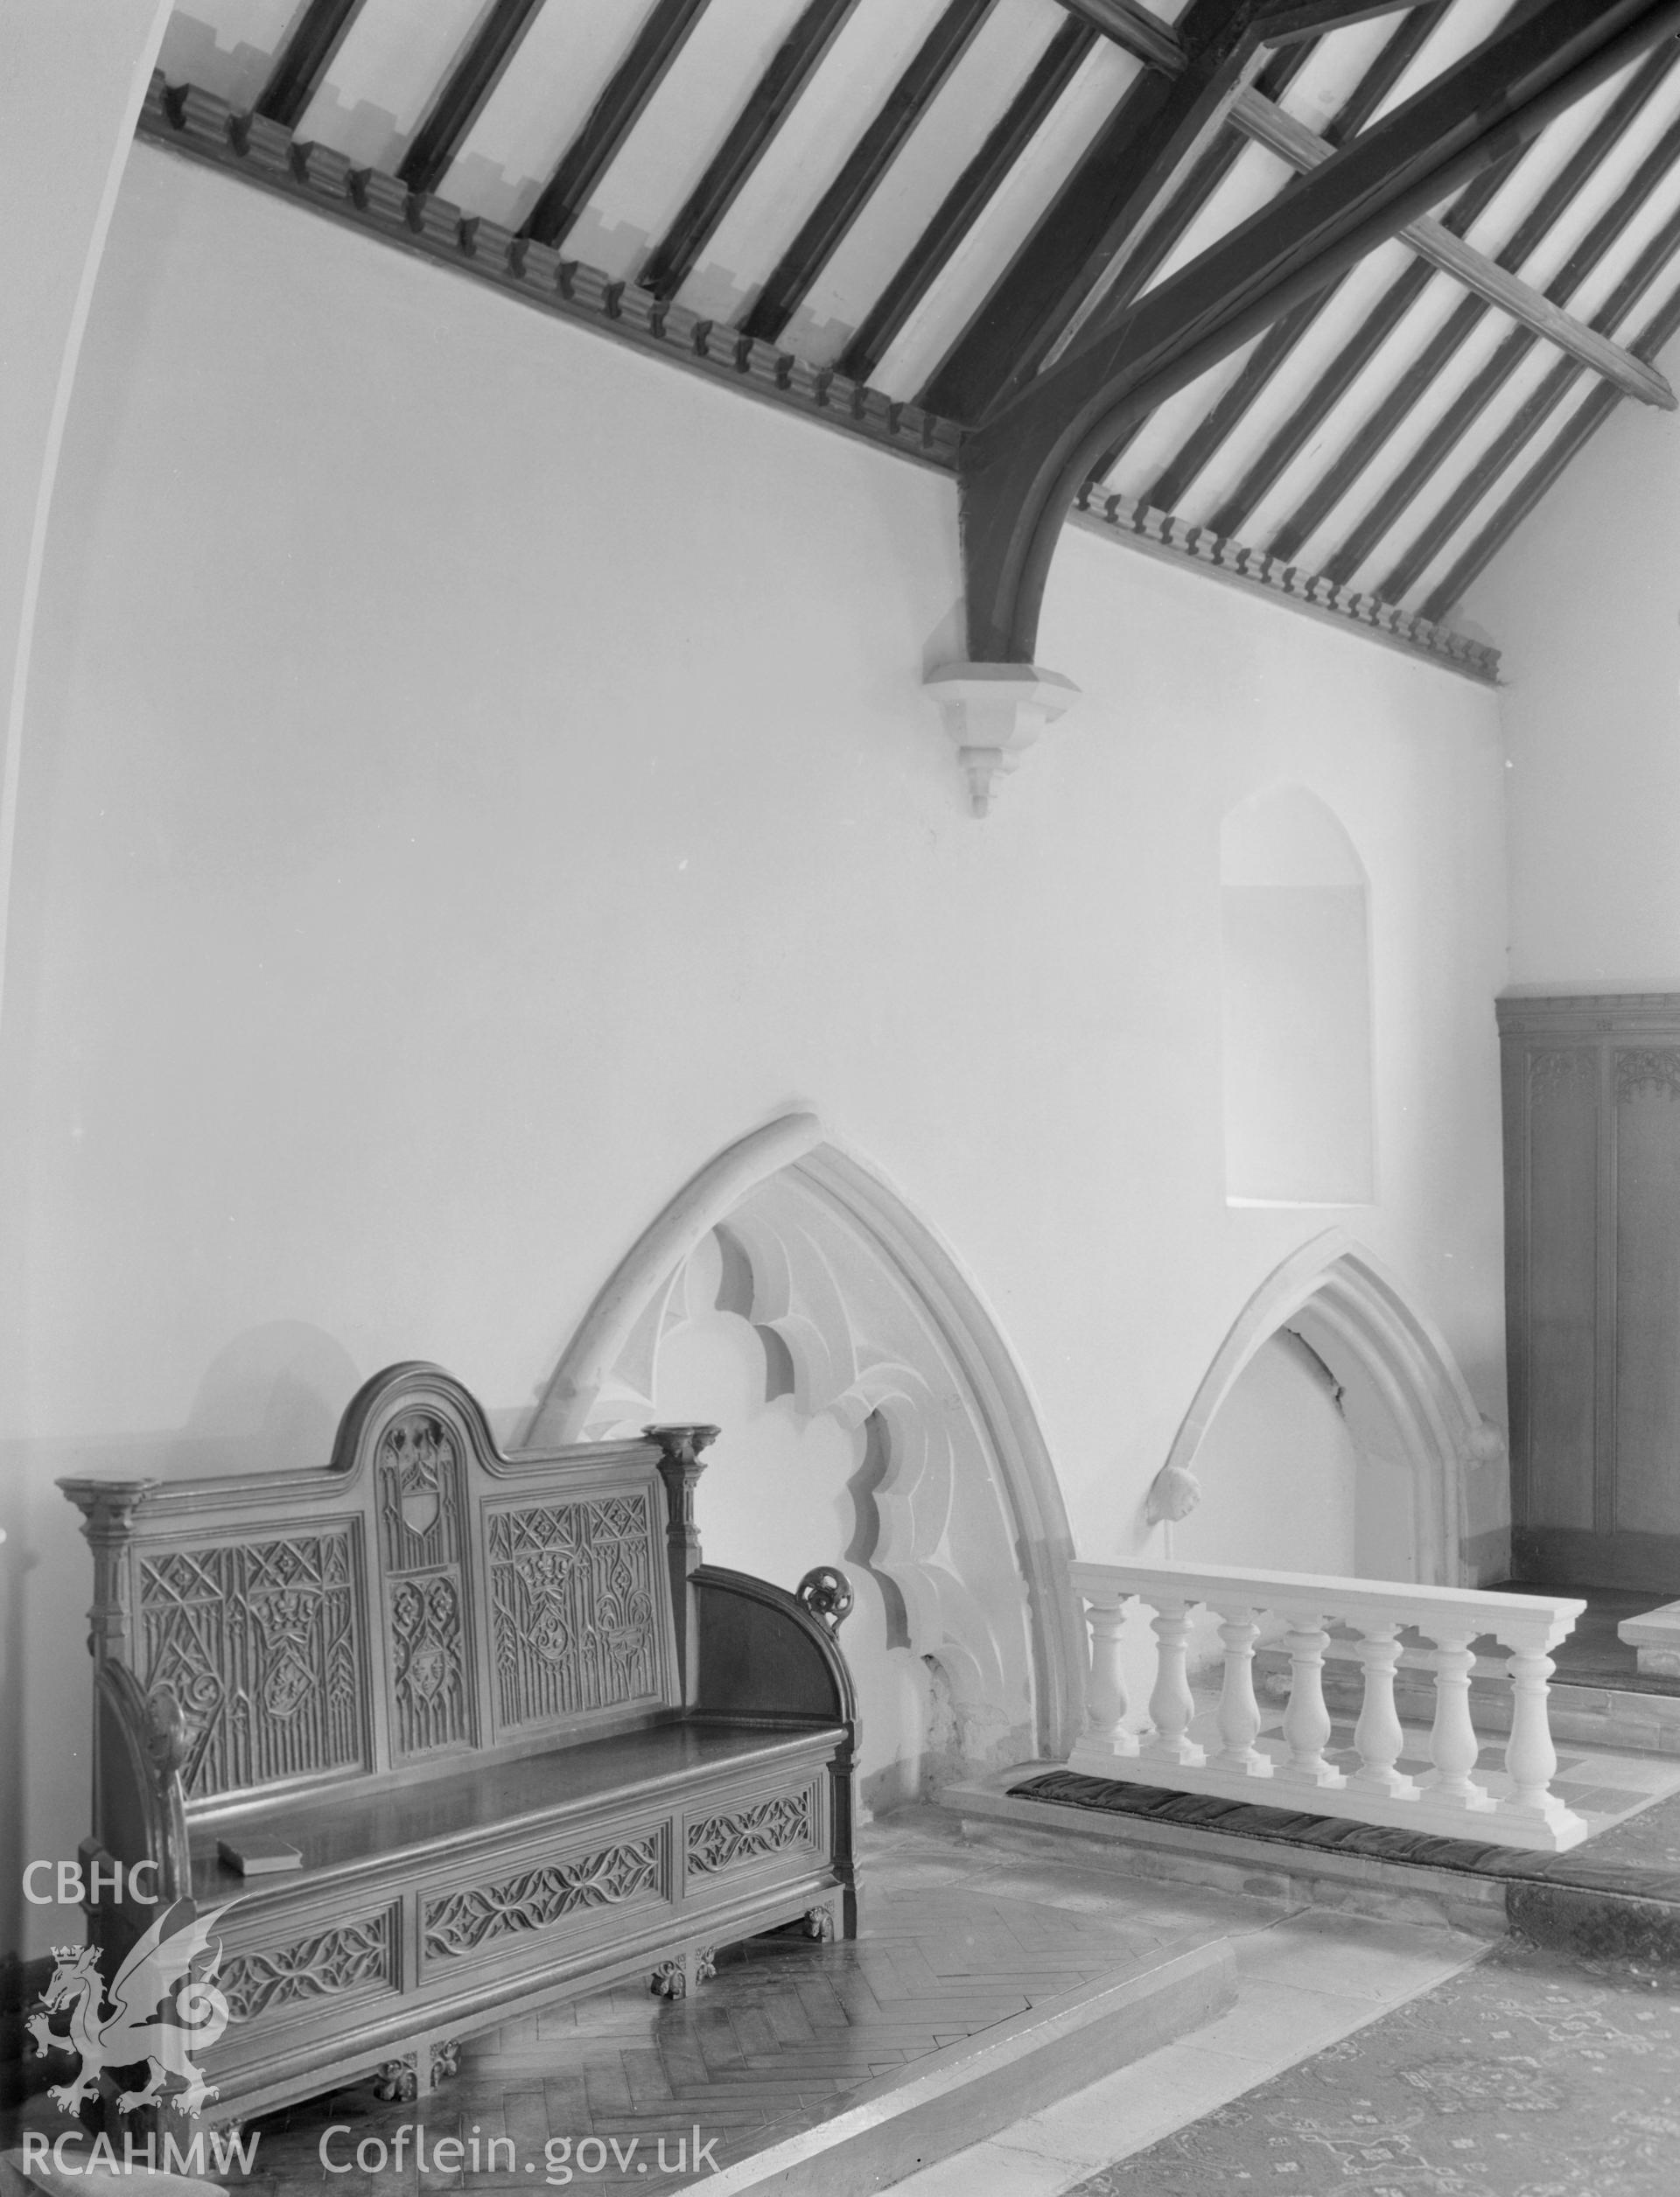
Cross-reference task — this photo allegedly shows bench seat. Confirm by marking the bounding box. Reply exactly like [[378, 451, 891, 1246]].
[[57, 1365, 858, 2127]]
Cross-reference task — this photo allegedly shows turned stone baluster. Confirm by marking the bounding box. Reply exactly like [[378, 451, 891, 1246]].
[[1141, 1598, 1205, 1768], [1276, 1611, 1345, 1788], [1211, 1606, 1270, 1776], [1347, 1623, 1418, 1801], [1421, 1624, 1494, 1812], [1496, 1634, 1585, 1837], [1068, 1596, 1139, 1771]]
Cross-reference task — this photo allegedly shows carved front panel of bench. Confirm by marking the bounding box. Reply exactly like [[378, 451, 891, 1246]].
[[421, 1828, 668, 1965]]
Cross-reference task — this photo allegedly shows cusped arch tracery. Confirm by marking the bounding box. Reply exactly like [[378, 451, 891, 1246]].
[[526, 1116, 1080, 1760]]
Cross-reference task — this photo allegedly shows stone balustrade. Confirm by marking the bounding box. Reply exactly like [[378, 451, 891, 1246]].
[[1069, 1561, 1589, 1853]]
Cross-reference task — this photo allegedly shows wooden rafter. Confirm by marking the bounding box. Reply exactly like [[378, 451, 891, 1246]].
[[639, 0, 863, 300], [1094, 5, 1448, 485], [1419, 257, 1680, 621], [1245, 26, 1680, 557], [834, 18, 1099, 386], [1268, 41, 1680, 566], [923, 0, 1422, 424], [1138, 0, 1458, 509], [922, 0, 1271, 423], [958, 0, 1680, 662], [1231, 88, 1674, 407], [740, 0, 996, 347], [522, 0, 712, 249], [398, 0, 548, 199], [256, 0, 368, 129], [1329, 119, 1680, 587]]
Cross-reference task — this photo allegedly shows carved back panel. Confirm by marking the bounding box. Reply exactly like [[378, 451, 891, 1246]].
[[136, 1530, 367, 1801], [376, 1410, 476, 1759], [486, 1491, 663, 1734], [69, 1366, 682, 1809]]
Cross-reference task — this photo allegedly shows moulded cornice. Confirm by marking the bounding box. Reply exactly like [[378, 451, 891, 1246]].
[[1495, 992, 1680, 1035], [135, 76, 963, 474]]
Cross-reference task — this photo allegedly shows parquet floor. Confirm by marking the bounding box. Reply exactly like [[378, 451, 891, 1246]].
[[226, 1817, 1276, 2193]]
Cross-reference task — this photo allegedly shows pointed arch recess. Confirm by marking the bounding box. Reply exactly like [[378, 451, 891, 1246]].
[[1160, 1229, 1494, 1587], [527, 1115, 1082, 1758]]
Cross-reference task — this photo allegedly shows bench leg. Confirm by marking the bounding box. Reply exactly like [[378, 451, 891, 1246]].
[[649, 1946, 715, 1999], [372, 2055, 418, 2103]]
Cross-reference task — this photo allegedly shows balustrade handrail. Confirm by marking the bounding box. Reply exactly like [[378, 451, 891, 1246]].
[[1065, 1559, 1590, 1854], [1072, 1560, 1584, 1651]]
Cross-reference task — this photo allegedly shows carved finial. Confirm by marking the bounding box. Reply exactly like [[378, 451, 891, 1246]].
[[796, 1566, 854, 1634], [1144, 1463, 1202, 1526], [643, 1425, 721, 1470]]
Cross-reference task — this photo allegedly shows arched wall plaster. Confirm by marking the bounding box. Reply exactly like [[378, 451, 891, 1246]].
[[1155, 1230, 1500, 1587], [0, 2, 172, 1039], [527, 1116, 1082, 1759]]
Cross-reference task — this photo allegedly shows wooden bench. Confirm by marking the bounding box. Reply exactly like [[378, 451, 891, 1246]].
[[57, 1361, 858, 2125]]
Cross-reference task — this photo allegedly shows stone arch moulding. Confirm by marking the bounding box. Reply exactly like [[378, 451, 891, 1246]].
[[1157, 1230, 1502, 1588], [525, 1114, 1083, 1760]]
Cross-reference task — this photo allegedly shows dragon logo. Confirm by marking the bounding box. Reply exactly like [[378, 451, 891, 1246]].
[[28, 1901, 234, 2117]]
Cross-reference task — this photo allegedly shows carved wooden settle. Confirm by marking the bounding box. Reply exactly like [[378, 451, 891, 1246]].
[[59, 1362, 857, 2125]]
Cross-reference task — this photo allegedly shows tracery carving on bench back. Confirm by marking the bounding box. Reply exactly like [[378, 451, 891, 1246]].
[[137, 1530, 367, 1800], [66, 1362, 683, 1815]]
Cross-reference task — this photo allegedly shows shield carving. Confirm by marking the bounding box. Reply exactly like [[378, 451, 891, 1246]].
[[400, 1480, 440, 1540]]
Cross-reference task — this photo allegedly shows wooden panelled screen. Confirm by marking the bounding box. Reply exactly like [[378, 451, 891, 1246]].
[[1501, 995, 1680, 1591]]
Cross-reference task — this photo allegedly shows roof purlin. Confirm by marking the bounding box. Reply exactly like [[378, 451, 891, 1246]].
[[1419, 265, 1680, 618], [1254, 45, 1680, 560], [1138, 0, 1460, 514], [1396, 192, 1680, 602], [1275, 47, 1680, 573], [961, 0, 1680, 661]]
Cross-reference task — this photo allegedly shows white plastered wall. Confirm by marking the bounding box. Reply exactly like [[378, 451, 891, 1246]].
[[1461, 348, 1680, 989], [0, 141, 1511, 1956]]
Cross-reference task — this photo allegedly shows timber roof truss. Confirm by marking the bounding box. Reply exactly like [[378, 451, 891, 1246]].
[[144, 1, 1680, 677]]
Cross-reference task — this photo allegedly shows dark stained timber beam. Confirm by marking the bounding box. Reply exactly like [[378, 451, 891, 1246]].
[[399, 0, 549, 197], [922, 0, 1270, 423], [835, 18, 1099, 386], [256, 0, 368, 129], [1250, 28, 1680, 562], [522, 0, 712, 248], [1056, 0, 1186, 73], [742, 0, 996, 347], [958, 0, 1680, 662], [1231, 87, 1675, 406], [1419, 269, 1680, 623], [1395, 193, 1680, 606], [1138, 1, 1456, 512], [640, 0, 864, 300]]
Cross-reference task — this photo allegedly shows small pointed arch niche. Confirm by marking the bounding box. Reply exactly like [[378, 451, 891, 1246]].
[[1221, 785, 1375, 1207]]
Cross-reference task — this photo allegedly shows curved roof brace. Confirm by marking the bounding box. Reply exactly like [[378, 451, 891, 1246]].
[[957, 0, 1680, 665]]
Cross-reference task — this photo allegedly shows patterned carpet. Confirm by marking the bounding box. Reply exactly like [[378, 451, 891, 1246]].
[[1068, 1938, 1680, 2197]]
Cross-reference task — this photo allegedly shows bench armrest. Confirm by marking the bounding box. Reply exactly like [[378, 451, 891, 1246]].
[[692, 1564, 858, 1731], [88, 1662, 192, 1911]]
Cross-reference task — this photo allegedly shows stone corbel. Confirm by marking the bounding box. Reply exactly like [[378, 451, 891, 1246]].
[[924, 662, 1080, 817]]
